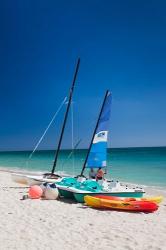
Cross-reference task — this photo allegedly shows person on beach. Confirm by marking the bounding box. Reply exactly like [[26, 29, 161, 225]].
[[96, 167, 105, 181], [89, 168, 96, 179]]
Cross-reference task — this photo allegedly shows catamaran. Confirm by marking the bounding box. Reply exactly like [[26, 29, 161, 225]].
[[12, 58, 80, 186], [56, 90, 145, 202]]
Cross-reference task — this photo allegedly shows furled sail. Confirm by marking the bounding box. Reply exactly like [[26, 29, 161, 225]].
[[86, 91, 112, 168]]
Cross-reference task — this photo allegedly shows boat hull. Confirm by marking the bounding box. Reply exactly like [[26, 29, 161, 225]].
[[58, 188, 74, 198], [12, 173, 63, 186], [74, 191, 144, 203], [84, 196, 158, 213], [26, 176, 62, 186]]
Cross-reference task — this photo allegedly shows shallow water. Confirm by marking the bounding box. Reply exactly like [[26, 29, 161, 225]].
[[0, 147, 166, 188]]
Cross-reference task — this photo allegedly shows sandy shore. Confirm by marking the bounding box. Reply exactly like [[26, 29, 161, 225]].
[[0, 171, 166, 250]]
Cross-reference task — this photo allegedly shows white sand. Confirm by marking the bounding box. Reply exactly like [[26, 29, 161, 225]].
[[0, 171, 166, 250]]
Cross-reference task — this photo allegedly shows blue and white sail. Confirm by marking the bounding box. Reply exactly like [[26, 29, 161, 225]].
[[86, 91, 112, 168]]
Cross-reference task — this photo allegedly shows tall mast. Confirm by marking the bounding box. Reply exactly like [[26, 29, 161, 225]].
[[80, 90, 110, 176], [51, 58, 80, 174]]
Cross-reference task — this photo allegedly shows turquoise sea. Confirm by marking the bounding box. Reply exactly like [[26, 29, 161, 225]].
[[0, 147, 166, 188]]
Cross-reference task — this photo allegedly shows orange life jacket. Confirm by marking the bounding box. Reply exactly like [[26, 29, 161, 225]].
[[96, 169, 104, 178]]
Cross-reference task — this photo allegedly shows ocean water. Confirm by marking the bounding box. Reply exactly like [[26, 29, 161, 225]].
[[0, 147, 166, 188]]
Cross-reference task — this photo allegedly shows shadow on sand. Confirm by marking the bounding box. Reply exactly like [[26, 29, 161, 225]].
[[57, 196, 78, 204], [1, 186, 29, 189]]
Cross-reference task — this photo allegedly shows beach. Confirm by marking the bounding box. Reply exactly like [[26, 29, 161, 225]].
[[0, 171, 166, 250], [1, 0, 166, 249]]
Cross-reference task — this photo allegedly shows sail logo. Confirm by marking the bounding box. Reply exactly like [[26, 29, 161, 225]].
[[97, 132, 105, 138], [93, 131, 108, 143]]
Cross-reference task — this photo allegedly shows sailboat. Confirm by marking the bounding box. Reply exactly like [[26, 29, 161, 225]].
[[56, 90, 145, 202], [12, 58, 80, 186]]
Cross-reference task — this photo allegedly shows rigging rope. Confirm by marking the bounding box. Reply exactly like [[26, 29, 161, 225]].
[[71, 101, 75, 175], [26, 96, 67, 163], [60, 139, 82, 171]]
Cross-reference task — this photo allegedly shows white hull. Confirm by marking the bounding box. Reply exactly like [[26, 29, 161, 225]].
[[26, 176, 63, 186], [11, 173, 67, 186], [57, 185, 144, 194], [57, 179, 145, 194]]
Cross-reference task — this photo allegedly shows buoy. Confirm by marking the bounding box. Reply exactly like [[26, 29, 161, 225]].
[[44, 183, 59, 200], [40, 182, 48, 191], [28, 185, 43, 199], [40, 182, 49, 197]]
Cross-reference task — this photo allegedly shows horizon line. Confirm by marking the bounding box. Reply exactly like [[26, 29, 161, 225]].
[[0, 145, 166, 153]]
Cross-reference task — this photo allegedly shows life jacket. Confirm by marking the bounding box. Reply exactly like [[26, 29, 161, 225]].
[[96, 169, 104, 178]]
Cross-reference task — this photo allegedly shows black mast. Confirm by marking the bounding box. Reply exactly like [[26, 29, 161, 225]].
[[51, 58, 80, 174], [80, 90, 110, 176]]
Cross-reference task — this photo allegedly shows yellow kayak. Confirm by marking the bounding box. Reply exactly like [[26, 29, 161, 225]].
[[84, 195, 159, 212], [140, 196, 163, 204], [93, 195, 163, 204]]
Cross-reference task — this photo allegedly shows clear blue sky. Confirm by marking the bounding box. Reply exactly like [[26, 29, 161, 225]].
[[0, 0, 166, 150]]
